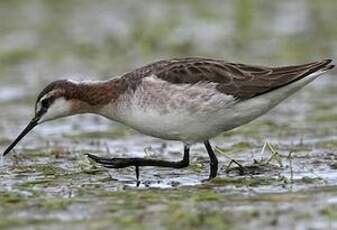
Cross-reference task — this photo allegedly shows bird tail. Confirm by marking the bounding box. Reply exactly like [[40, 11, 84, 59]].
[[320, 59, 335, 72]]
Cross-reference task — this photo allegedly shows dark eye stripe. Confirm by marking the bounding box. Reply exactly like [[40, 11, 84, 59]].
[[41, 99, 49, 108], [35, 96, 56, 117], [41, 96, 56, 108], [36, 106, 47, 117]]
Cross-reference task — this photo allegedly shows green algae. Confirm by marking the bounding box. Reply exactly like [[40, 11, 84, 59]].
[[12, 164, 66, 177], [232, 141, 255, 149], [0, 191, 26, 207], [308, 114, 337, 122], [64, 129, 132, 139], [0, 219, 57, 230], [210, 176, 282, 187], [38, 198, 73, 210], [222, 119, 292, 139], [250, 192, 309, 203], [330, 162, 337, 170], [300, 176, 322, 184], [190, 163, 203, 172], [21, 150, 50, 158], [190, 190, 222, 202], [0, 137, 11, 146], [321, 205, 337, 219], [17, 148, 69, 159], [0, 48, 36, 66], [316, 140, 337, 149], [113, 214, 146, 230], [17, 179, 54, 189], [164, 202, 232, 230], [34, 164, 65, 176]]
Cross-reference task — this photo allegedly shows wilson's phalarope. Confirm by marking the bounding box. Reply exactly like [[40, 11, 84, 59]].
[[2, 57, 334, 181]]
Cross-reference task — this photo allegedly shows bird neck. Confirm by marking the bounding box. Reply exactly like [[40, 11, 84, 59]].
[[69, 78, 128, 114]]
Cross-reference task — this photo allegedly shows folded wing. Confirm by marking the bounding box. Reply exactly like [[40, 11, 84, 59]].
[[124, 57, 333, 100]]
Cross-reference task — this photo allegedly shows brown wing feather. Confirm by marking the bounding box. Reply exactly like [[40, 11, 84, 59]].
[[123, 57, 333, 100]]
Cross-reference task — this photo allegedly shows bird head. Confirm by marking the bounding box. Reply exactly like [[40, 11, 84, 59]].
[[3, 80, 82, 156], [2, 78, 123, 156]]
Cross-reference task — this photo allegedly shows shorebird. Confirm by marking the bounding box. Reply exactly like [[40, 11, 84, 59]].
[[2, 57, 334, 182]]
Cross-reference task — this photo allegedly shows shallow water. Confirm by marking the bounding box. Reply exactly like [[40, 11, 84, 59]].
[[0, 0, 337, 229]]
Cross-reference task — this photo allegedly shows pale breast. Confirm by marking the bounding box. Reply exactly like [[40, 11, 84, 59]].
[[107, 75, 237, 142]]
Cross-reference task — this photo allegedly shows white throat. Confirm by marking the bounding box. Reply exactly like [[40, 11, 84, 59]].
[[38, 98, 72, 123]]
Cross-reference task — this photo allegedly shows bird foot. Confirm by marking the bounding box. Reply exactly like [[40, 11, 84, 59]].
[[86, 153, 141, 186]]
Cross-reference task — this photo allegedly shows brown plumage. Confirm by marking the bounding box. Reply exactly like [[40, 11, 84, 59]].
[[121, 57, 333, 100], [36, 79, 128, 107]]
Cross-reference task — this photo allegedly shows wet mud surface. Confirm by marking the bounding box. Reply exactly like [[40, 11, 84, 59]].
[[0, 1, 337, 229]]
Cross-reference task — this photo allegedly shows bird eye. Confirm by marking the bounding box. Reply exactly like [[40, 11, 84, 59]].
[[41, 99, 49, 108]]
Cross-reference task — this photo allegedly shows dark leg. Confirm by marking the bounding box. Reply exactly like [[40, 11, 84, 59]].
[[87, 145, 190, 181], [135, 166, 140, 187], [204, 140, 218, 179]]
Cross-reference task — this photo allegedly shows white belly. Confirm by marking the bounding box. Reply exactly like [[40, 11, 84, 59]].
[[120, 105, 230, 142], [100, 72, 323, 143], [109, 76, 235, 142]]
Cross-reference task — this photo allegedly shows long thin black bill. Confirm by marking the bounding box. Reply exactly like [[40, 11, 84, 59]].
[[2, 118, 39, 156]]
